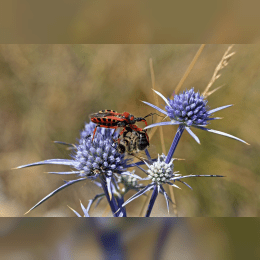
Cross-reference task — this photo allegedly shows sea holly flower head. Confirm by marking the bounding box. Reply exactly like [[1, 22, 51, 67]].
[[116, 170, 145, 193], [117, 173, 138, 188], [72, 122, 129, 179], [17, 122, 130, 179], [118, 153, 224, 216], [143, 88, 249, 145], [16, 121, 131, 214], [147, 154, 180, 185], [165, 88, 210, 127]]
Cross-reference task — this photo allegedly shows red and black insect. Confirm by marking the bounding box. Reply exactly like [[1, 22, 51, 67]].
[[90, 109, 155, 143]]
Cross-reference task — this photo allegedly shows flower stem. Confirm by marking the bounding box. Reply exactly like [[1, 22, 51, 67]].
[[115, 195, 127, 217], [165, 125, 185, 164], [100, 177, 121, 217], [145, 148, 151, 161], [145, 185, 159, 217]]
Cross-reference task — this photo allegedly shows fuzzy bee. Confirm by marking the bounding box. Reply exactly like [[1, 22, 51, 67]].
[[116, 127, 149, 155]]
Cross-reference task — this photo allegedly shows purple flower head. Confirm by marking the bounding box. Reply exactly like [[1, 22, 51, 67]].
[[165, 88, 210, 127], [17, 122, 129, 179], [72, 122, 129, 179], [16, 121, 131, 214], [142, 88, 248, 145]]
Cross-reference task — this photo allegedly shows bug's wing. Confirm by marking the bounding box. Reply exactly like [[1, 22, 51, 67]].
[[104, 116, 126, 121], [89, 112, 113, 118]]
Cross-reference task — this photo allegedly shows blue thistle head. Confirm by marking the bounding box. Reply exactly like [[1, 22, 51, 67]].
[[16, 121, 132, 214], [143, 88, 248, 145], [72, 122, 129, 179], [166, 88, 210, 127]]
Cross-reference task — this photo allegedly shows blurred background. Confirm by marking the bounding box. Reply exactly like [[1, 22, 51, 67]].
[[1, 0, 260, 43], [0, 218, 260, 260], [0, 44, 259, 217]]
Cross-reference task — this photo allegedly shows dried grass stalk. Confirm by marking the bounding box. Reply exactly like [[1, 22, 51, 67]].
[[149, 58, 166, 155], [140, 59, 171, 217], [202, 45, 235, 98], [175, 44, 205, 94]]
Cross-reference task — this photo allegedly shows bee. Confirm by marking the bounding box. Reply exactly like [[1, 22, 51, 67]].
[[116, 127, 149, 155]]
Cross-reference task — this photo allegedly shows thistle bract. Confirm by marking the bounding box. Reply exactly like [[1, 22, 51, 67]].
[[166, 88, 210, 127], [69, 200, 92, 217]]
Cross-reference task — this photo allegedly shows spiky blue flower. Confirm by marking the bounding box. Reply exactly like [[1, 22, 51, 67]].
[[143, 88, 248, 164], [119, 154, 224, 217], [143, 88, 248, 145], [16, 122, 131, 215], [72, 122, 129, 179], [165, 88, 211, 126]]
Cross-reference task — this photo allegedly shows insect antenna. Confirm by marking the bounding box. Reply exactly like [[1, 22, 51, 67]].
[[143, 113, 164, 124]]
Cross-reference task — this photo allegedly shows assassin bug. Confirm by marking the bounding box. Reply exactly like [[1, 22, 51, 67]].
[[90, 109, 158, 143]]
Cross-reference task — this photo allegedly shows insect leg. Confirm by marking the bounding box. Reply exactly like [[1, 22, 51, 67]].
[[92, 125, 99, 142]]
